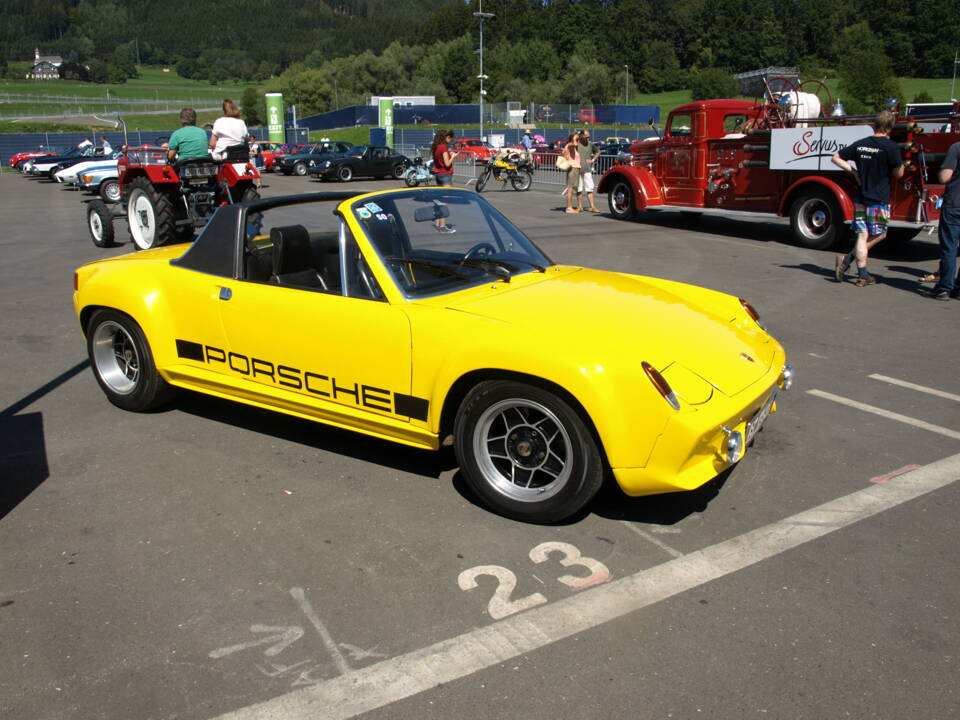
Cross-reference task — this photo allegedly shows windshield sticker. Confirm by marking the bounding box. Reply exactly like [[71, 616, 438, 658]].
[[375, 212, 389, 221], [364, 202, 382, 213], [357, 207, 372, 219]]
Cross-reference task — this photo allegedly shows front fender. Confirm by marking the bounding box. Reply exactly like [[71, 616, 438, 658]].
[[780, 176, 855, 220], [597, 165, 663, 208]]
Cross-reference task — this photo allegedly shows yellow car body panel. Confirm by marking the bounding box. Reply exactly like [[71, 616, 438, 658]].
[[74, 187, 789, 501]]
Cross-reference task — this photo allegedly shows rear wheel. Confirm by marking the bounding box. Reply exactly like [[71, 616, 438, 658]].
[[86, 200, 115, 248], [99, 178, 121, 203], [789, 188, 843, 249], [86, 309, 174, 412], [293, 161, 307, 176], [608, 179, 637, 220], [404, 169, 420, 187], [454, 380, 604, 523], [126, 176, 175, 251], [511, 169, 533, 191], [392, 163, 406, 179], [337, 165, 353, 182]]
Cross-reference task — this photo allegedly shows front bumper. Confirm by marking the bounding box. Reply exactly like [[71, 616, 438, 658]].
[[612, 363, 792, 497]]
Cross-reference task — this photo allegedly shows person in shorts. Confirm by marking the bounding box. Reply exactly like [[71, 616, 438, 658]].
[[431, 129, 457, 232], [831, 110, 903, 287], [562, 132, 580, 214], [576, 128, 600, 212]]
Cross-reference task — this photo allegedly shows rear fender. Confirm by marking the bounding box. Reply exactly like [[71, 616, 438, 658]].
[[597, 165, 663, 208], [780, 177, 855, 220], [220, 161, 260, 186]]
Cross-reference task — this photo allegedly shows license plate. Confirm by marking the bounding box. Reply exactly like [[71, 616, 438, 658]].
[[746, 391, 776, 445]]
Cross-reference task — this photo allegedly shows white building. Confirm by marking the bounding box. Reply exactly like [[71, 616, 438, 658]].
[[368, 96, 436, 107], [26, 48, 63, 80]]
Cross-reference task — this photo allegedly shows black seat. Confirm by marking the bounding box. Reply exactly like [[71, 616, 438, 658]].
[[223, 144, 250, 162], [309, 233, 342, 292], [270, 225, 326, 290]]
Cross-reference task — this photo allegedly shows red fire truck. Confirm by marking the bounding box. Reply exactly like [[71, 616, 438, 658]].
[[598, 93, 959, 249]]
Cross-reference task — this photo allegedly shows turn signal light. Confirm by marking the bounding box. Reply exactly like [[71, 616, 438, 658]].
[[73, 272, 78, 291], [642, 361, 680, 411], [739, 298, 765, 329]]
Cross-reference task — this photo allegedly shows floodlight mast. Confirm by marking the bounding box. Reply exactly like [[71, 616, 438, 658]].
[[474, 6, 495, 143]]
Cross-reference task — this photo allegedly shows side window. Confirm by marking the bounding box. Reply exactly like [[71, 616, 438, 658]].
[[723, 114, 748, 133], [668, 114, 692, 137]]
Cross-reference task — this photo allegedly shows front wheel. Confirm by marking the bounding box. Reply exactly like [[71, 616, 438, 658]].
[[126, 176, 175, 250], [87, 200, 115, 248], [510, 169, 533, 191], [337, 165, 353, 182], [607, 179, 637, 220], [86, 309, 174, 412], [404, 169, 420, 187], [475, 167, 492, 193], [454, 380, 604, 523], [99, 178, 121, 203], [392, 164, 406, 179], [789, 189, 843, 250], [293, 161, 307, 176]]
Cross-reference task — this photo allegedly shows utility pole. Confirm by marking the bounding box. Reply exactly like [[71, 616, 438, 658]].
[[474, 1, 495, 142], [951, 48, 959, 101], [624, 65, 629, 105]]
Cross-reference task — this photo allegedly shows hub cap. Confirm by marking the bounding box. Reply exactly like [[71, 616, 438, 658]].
[[474, 399, 572, 503], [128, 189, 156, 248], [91, 321, 140, 395], [798, 198, 831, 238]]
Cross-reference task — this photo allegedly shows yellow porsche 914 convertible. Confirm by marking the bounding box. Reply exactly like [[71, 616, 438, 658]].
[[74, 187, 792, 523]]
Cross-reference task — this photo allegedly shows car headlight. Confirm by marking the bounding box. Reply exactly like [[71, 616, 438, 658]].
[[323, 160, 331, 167], [309, 160, 315, 166]]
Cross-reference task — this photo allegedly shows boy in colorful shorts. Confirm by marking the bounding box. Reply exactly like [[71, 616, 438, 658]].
[[831, 111, 903, 287]]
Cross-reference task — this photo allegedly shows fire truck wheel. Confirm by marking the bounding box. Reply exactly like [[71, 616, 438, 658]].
[[126, 177, 175, 251], [608, 180, 637, 220], [789, 189, 842, 250]]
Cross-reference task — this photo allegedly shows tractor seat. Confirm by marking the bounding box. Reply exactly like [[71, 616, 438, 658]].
[[270, 225, 326, 290]]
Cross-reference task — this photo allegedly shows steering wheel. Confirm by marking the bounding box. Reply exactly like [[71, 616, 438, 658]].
[[462, 242, 496, 261]]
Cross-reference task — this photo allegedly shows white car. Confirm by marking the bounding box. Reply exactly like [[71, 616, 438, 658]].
[[55, 154, 121, 186], [74, 164, 121, 202]]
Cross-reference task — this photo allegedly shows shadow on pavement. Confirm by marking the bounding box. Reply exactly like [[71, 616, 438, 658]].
[[591, 468, 734, 525], [0, 412, 49, 520]]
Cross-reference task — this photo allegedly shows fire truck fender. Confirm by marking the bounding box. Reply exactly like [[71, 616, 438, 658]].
[[779, 177, 855, 221], [597, 165, 663, 208]]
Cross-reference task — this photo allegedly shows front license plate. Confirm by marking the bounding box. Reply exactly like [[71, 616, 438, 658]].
[[746, 391, 777, 445]]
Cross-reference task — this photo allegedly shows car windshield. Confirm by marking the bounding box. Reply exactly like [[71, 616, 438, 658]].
[[346, 145, 368, 155], [351, 190, 553, 298]]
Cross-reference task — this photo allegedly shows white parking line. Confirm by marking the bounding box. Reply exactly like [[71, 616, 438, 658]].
[[619, 520, 684, 558], [211, 452, 960, 720], [868, 374, 960, 403], [807, 389, 960, 441]]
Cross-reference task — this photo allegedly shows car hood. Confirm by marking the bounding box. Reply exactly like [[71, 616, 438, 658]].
[[442, 267, 777, 396]]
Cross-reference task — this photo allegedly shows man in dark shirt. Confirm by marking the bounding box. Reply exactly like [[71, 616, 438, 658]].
[[923, 140, 960, 300], [831, 111, 904, 286]]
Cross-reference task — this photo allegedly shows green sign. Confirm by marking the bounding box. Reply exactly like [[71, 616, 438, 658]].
[[265, 92, 285, 144], [378, 98, 394, 148]]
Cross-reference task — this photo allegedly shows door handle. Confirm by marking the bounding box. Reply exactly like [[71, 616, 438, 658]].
[[218, 287, 232, 301]]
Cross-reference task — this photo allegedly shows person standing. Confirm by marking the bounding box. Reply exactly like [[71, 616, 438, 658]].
[[209, 99, 250, 161], [100, 135, 112, 156], [831, 110, 904, 287], [431, 129, 457, 233], [167, 108, 209, 163], [924, 139, 960, 300], [521, 129, 533, 152], [562, 132, 580, 214], [576, 128, 600, 212]]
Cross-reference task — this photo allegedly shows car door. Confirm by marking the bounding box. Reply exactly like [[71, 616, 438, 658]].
[[214, 219, 414, 425]]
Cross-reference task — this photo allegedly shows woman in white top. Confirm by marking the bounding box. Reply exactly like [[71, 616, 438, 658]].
[[209, 99, 250, 160]]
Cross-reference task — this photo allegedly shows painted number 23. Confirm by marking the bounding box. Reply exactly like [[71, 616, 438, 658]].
[[457, 542, 612, 620]]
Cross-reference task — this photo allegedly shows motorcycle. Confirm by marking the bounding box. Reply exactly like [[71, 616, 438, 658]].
[[403, 156, 435, 187], [475, 150, 534, 192]]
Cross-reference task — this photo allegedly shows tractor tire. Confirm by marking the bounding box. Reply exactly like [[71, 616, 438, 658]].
[[87, 200, 116, 248], [126, 176, 176, 251]]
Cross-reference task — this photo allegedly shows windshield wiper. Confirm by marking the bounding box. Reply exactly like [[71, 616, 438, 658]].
[[457, 257, 514, 282], [502, 258, 548, 273], [384, 257, 472, 280]]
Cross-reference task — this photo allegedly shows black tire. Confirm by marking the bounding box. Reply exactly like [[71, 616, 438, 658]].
[[47, 168, 58, 181], [404, 170, 419, 187], [126, 176, 175, 250], [454, 380, 604, 523], [99, 178, 121, 203], [789, 188, 843, 250], [337, 165, 353, 182], [392, 163, 406, 179], [510, 169, 533, 191], [475, 166, 492, 193], [607, 179, 637, 220], [86, 309, 174, 412], [86, 200, 116, 248], [293, 161, 307, 176], [240, 186, 260, 203]]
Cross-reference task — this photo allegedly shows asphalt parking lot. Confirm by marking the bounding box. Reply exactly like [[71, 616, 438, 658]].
[[1, 170, 958, 720]]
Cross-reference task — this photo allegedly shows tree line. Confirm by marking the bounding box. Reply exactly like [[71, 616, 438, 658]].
[[1, 1, 957, 115]]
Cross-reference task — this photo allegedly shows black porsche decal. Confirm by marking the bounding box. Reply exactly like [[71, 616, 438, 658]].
[[175, 339, 429, 421]]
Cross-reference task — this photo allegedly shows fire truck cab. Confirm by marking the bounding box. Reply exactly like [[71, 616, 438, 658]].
[[598, 98, 957, 249]]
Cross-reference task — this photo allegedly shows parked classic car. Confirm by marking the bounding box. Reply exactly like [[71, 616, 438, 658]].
[[309, 145, 409, 182], [73, 187, 791, 523], [275, 142, 352, 176]]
